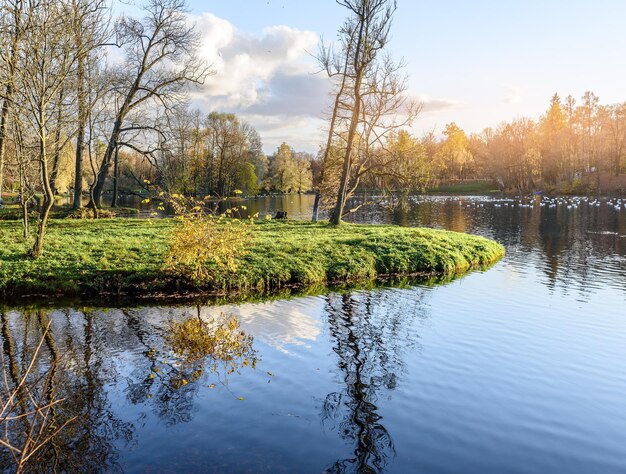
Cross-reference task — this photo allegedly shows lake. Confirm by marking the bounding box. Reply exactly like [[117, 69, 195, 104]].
[[2, 194, 626, 473]]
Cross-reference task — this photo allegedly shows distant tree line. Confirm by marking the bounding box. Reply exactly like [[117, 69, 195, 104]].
[[376, 91, 626, 194], [468, 92, 626, 193], [114, 107, 315, 197], [315, 90, 626, 208]]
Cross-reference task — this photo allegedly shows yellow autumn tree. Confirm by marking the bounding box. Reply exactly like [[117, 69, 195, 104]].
[[435, 122, 473, 181]]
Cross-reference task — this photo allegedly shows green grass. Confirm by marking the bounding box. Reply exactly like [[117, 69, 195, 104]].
[[0, 219, 505, 299]]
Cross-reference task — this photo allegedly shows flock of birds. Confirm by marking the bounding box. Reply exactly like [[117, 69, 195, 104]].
[[456, 196, 626, 211]]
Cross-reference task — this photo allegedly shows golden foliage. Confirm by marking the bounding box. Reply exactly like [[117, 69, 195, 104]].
[[164, 215, 250, 281], [167, 314, 257, 385], [162, 193, 252, 282]]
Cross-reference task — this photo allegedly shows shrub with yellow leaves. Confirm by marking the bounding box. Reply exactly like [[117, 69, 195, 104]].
[[162, 193, 252, 283]]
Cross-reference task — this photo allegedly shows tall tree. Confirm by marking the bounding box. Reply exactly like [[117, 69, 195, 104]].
[[0, 0, 27, 205], [14, 0, 80, 257], [293, 152, 313, 193], [602, 103, 626, 176], [539, 93, 567, 184], [329, 0, 397, 225], [313, 16, 357, 221], [578, 90, 600, 173], [269, 142, 298, 193], [90, 0, 210, 208], [435, 122, 471, 181], [71, 0, 109, 209]]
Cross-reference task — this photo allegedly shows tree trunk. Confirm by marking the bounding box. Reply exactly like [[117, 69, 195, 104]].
[[0, 7, 19, 206], [314, 65, 349, 222], [31, 197, 54, 258], [87, 182, 98, 219], [91, 124, 121, 207], [111, 144, 119, 207], [19, 166, 28, 238], [21, 201, 28, 238], [49, 86, 65, 196], [330, 76, 362, 225], [31, 133, 54, 258], [0, 87, 11, 204], [312, 190, 321, 222], [73, 53, 86, 209], [329, 7, 367, 226], [30, 111, 54, 258]]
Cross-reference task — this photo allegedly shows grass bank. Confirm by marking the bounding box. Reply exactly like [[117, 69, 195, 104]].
[[0, 219, 505, 299]]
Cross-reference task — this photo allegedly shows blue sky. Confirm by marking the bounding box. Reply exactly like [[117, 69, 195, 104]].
[[172, 0, 626, 152]]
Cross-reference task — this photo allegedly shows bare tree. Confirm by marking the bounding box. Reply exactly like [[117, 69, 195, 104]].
[[313, 20, 357, 221], [319, 0, 421, 223], [90, 0, 211, 208], [13, 0, 81, 257], [0, 0, 28, 206], [326, 0, 398, 225], [71, 0, 110, 209]]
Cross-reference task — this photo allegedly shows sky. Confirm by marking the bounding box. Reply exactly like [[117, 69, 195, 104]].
[[154, 0, 626, 154]]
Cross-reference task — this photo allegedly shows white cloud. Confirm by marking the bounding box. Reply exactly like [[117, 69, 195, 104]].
[[190, 13, 321, 110], [184, 13, 326, 152], [417, 95, 463, 113], [184, 12, 463, 152]]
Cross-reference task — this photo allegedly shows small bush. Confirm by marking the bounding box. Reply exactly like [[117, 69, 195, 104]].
[[162, 194, 252, 283]]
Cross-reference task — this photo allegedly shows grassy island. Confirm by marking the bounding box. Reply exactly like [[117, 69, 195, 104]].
[[0, 219, 505, 299]]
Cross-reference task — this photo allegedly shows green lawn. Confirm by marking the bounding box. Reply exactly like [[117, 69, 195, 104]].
[[0, 219, 505, 298]]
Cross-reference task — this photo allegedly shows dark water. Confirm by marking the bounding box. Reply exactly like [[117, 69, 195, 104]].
[[2, 195, 626, 473]]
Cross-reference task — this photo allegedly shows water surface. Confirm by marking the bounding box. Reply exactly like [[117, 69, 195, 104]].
[[2, 195, 626, 473]]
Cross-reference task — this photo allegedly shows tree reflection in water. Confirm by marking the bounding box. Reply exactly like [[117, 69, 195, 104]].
[[0, 308, 131, 473], [0, 307, 257, 473], [124, 307, 257, 425], [321, 289, 429, 473]]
